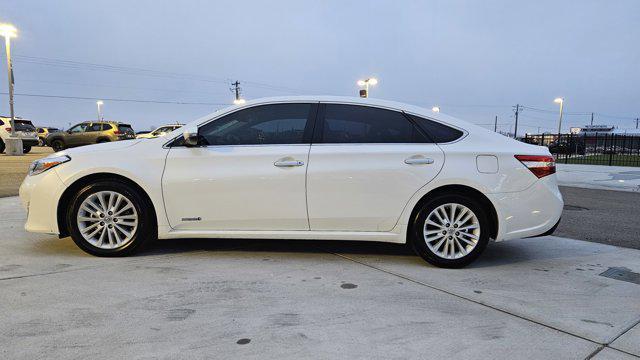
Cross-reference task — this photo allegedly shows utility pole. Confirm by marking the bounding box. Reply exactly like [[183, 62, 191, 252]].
[[590, 112, 594, 126], [231, 81, 240, 101], [230, 81, 245, 104], [494, 115, 498, 132], [512, 104, 522, 139], [636, 118, 639, 129]]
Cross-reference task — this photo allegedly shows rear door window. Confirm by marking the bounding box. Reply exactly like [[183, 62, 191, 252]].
[[319, 104, 427, 143]]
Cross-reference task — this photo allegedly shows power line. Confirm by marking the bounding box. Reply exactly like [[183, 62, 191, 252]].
[[0, 92, 230, 106], [13, 54, 315, 95]]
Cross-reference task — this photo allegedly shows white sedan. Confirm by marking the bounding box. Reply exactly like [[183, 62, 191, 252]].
[[19, 96, 563, 268]]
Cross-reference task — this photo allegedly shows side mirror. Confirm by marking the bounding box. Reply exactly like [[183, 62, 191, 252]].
[[183, 128, 199, 147]]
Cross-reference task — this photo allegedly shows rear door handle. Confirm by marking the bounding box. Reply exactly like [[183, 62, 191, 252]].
[[404, 157, 434, 165], [274, 160, 305, 167]]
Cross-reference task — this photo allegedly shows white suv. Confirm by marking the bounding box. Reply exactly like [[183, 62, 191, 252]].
[[0, 116, 39, 154]]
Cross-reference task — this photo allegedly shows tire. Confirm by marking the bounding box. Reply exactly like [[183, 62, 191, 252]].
[[66, 180, 157, 257], [410, 194, 490, 268], [51, 139, 65, 152], [97, 138, 110, 143], [0, 139, 5, 153], [23, 145, 32, 154]]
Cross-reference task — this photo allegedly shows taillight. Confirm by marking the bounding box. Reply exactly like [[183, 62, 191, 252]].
[[113, 130, 122, 135], [5, 127, 10, 132], [515, 155, 556, 178]]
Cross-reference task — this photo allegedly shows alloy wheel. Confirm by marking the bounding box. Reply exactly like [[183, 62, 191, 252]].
[[423, 203, 481, 260], [76, 190, 139, 249]]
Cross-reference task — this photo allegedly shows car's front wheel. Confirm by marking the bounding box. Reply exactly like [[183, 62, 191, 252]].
[[66, 180, 156, 256], [411, 194, 490, 268]]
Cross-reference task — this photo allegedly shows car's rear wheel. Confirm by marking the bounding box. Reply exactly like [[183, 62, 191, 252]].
[[23, 145, 31, 154], [97, 138, 110, 143], [410, 194, 490, 268], [51, 139, 65, 152], [0, 139, 5, 153], [66, 180, 156, 256]]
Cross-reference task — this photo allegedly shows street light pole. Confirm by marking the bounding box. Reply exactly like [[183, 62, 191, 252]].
[[0, 24, 17, 137], [0, 23, 21, 155], [554, 97, 564, 137], [96, 101, 103, 121], [357, 78, 378, 98]]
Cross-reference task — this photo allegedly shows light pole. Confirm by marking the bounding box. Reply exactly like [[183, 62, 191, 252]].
[[0, 23, 21, 155], [554, 97, 564, 138], [96, 100, 104, 121], [357, 78, 378, 98]]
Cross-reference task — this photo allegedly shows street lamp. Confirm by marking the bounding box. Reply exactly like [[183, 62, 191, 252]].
[[233, 98, 246, 105], [431, 106, 440, 113], [96, 100, 104, 121], [357, 78, 378, 98], [0, 23, 21, 155], [554, 97, 564, 137]]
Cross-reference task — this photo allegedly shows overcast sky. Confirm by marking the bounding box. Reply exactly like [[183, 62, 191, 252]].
[[0, 0, 638, 133]]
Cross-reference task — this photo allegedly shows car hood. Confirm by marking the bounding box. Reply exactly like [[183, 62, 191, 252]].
[[54, 139, 143, 158]]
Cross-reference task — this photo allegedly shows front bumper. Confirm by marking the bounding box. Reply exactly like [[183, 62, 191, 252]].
[[19, 169, 67, 234], [487, 175, 564, 241]]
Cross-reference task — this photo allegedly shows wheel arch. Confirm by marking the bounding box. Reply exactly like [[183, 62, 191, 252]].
[[407, 184, 499, 242], [57, 172, 157, 238]]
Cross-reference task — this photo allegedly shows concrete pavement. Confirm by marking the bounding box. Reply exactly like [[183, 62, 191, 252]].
[[556, 164, 640, 192], [1, 196, 639, 359]]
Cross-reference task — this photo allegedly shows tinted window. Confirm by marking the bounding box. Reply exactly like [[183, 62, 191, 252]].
[[68, 123, 88, 133], [321, 105, 426, 143], [408, 115, 464, 143], [87, 123, 102, 132], [118, 124, 134, 133], [37, 128, 45, 133], [103, 124, 113, 130], [199, 104, 311, 145]]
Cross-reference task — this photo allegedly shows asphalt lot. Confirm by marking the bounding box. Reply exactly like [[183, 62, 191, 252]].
[[0, 147, 53, 197], [1, 196, 640, 359], [558, 186, 640, 250]]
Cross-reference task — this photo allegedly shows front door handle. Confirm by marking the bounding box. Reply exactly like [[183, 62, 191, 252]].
[[404, 157, 434, 165], [274, 160, 305, 167]]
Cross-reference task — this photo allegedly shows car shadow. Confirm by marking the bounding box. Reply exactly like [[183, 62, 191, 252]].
[[140, 236, 576, 269]]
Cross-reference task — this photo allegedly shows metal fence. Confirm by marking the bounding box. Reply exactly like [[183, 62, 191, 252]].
[[522, 133, 640, 167]]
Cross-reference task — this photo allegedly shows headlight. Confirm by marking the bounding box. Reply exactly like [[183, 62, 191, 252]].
[[28, 155, 71, 176]]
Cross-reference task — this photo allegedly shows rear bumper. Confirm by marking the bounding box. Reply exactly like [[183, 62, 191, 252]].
[[487, 175, 564, 241]]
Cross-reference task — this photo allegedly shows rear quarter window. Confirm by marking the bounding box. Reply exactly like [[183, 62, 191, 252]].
[[408, 115, 464, 143], [118, 124, 134, 133]]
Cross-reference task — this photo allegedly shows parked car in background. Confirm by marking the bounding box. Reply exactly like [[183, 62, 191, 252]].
[[136, 124, 183, 139], [20, 96, 563, 268], [0, 116, 39, 153], [135, 130, 151, 136], [45, 121, 135, 152], [36, 127, 61, 146]]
